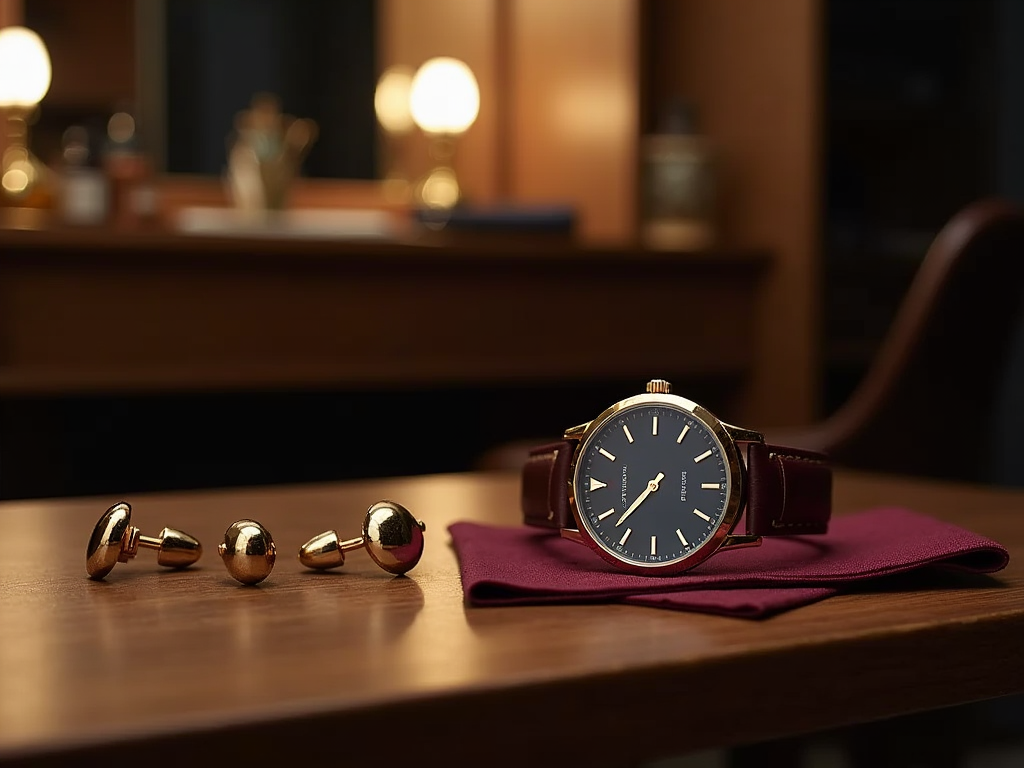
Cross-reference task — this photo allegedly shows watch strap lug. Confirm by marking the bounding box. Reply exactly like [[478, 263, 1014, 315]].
[[720, 534, 763, 550], [721, 422, 765, 444], [563, 422, 590, 440], [559, 528, 586, 546]]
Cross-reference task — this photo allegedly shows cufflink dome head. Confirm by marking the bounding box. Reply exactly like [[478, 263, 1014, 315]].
[[87, 502, 133, 579], [362, 500, 426, 575], [218, 519, 277, 585], [299, 529, 347, 570]]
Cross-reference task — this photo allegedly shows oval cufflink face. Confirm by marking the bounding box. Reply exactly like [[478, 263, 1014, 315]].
[[86, 503, 132, 580], [219, 520, 276, 584], [362, 501, 426, 575]]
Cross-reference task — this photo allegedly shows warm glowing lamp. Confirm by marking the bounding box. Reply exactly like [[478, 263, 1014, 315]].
[[0, 26, 52, 205], [375, 65, 415, 135], [374, 65, 415, 203], [409, 57, 479, 209]]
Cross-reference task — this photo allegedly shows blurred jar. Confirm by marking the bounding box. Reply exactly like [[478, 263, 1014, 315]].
[[58, 125, 108, 226], [640, 100, 717, 251], [103, 110, 158, 228]]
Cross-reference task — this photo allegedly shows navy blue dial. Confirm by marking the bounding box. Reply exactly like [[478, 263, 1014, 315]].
[[574, 402, 731, 567]]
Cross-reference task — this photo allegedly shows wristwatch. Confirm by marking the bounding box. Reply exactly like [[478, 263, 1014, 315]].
[[521, 379, 832, 575]]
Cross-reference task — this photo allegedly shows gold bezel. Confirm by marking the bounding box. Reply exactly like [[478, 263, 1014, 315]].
[[566, 392, 745, 574]]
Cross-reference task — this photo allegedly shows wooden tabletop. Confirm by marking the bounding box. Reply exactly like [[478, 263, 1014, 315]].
[[0, 470, 1022, 767]]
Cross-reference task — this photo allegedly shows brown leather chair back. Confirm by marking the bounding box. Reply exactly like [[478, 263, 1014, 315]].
[[782, 198, 1024, 483]]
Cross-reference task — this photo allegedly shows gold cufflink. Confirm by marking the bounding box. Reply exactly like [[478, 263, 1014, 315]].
[[218, 519, 277, 585], [86, 502, 202, 580], [299, 500, 426, 575]]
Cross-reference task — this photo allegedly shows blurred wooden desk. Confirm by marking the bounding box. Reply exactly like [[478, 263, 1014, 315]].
[[0, 225, 767, 397], [0, 470, 1021, 767]]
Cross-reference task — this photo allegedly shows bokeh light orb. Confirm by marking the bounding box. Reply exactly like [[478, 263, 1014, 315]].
[[0, 26, 51, 107], [374, 65, 415, 134], [409, 57, 479, 135]]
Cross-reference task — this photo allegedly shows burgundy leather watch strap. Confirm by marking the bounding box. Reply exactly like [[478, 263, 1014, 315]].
[[521, 441, 577, 529], [744, 443, 832, 536], [521, 439, 832, 538]]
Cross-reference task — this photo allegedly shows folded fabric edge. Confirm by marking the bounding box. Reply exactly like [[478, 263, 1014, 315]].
[[622, 587, 839, 619]]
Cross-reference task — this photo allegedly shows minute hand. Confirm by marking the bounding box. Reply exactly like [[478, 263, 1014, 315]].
[[615, 472, 665, 527]]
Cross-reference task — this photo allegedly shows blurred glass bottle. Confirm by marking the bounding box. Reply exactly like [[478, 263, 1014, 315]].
[[0, 111, 56, 214], [58, 125, 108, 226], [103, 109, 158, 228], [640, 99, 718, 250]]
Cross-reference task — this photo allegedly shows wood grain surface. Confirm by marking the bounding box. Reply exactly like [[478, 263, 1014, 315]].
[[0, 470, 1022, 767]]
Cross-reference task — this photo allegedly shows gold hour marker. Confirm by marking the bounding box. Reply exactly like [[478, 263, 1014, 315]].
[[693, 508, 711, 522], [598, 508, 615, 520], [694, 449, 712, 463], [652, 415, 659, 436], [676, 528, 688, 546], [701, 482, 720, 490], [651, 535, 657, 556], [619, 528, 632, 546], [599, 448, 616, 461], [676, 425, 690, 443], [590, 478, 608, 491], [622, 425, 634, 443]]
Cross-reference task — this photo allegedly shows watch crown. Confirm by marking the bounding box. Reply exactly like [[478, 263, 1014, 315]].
[[646, 379, 672, 394]]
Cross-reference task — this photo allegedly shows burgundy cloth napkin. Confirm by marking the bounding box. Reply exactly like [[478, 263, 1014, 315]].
[[448, 508, 1010, 618]]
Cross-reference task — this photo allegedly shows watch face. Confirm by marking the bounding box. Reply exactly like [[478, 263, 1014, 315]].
[[571, 395, 739, 571]]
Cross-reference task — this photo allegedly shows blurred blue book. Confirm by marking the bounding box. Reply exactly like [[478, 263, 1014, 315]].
[[413, 204, 576, 236]]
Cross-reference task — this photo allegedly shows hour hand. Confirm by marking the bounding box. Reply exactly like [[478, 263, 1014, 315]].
[[615, 472, 664, 526]]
